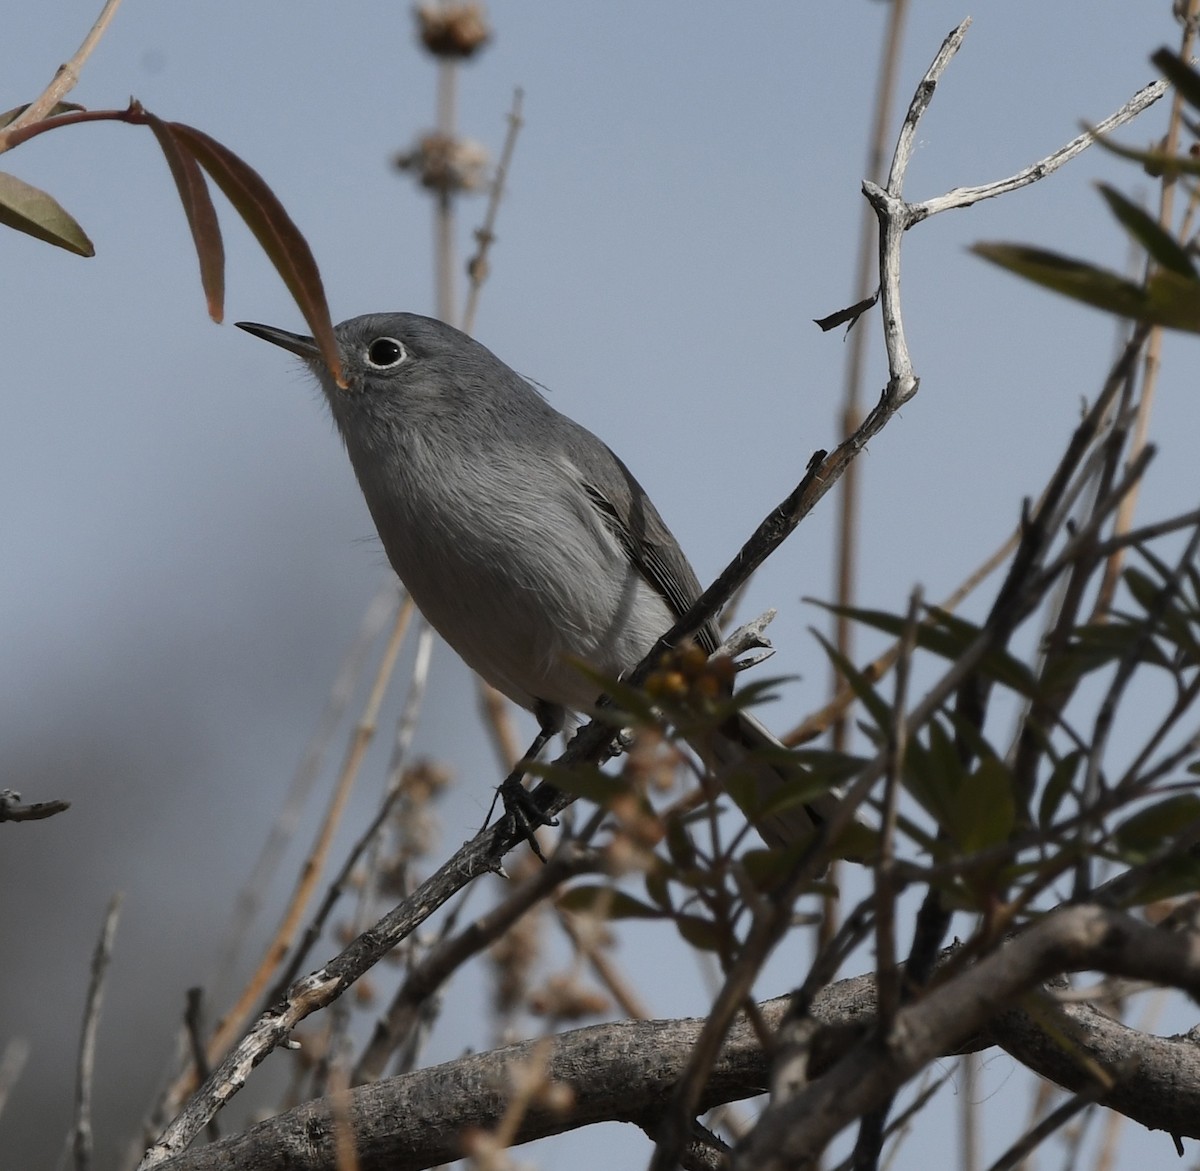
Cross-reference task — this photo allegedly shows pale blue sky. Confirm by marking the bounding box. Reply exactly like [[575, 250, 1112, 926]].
[[1, 3, 1193, 1168]]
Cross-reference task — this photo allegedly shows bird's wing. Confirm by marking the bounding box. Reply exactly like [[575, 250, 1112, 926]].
[[577, 452, 720, 656]]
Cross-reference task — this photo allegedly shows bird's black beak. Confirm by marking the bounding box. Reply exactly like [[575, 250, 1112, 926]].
[[235, 321, 321, 360]]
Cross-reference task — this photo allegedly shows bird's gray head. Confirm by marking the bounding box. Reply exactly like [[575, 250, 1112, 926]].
[[237, 311, 552, 455], [235, 312, 515, 407]]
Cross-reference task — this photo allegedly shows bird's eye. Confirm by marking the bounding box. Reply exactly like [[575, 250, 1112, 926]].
[[365, 337, 408, 369]]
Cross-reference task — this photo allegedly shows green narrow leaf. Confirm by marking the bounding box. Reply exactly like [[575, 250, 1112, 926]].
[[1087, 128, 1200, 180], [644, 867, 674, 911], [950, 758, 1016, 852], [811, 631, 893, 735], [973, 242, 1200, 333], [1039, 750, 1082, 829], [901, 718, 963, 832], [1116, 852, 1200, 906], [1113, 794, 1200, 862], [673, 913, 726, 953], [1151, 47, 1200, 112], [927, 608, 1040, 698], [166, 122, 345, 384], [0, 170, 93, 256], [143, 113, 225, 322], [1098, 184, 1195, 277], [557, 886, 664, 919], [526, 760, 628, 805]]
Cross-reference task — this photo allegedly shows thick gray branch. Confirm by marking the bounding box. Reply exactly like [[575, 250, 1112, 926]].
[[156, 906, 1200, 1171]]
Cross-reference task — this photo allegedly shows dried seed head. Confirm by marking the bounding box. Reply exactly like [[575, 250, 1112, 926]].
[[414, 3, 492, 58], [395, 132, 490, 194]]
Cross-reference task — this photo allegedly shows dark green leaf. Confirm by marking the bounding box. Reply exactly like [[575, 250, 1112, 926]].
[[741, 845, 843, 891], [0, 170, 93, 256], [929, 608, 1040, 699], [1088, 127, 1200, 180], [830, 820, 880, 863], [1151, 48, 1200, 112], [1097, 184, 1195, 277], [644, 867, 674, 911], [1039, 750, 1082, 829], [1115, 852, 1200, 906], [665, 818, 698, 869], [674, 914, 725, 952], [814, 601, 1037, 697], [791, 748, 872, 784], [1061, 621, 1171, 678], [528, 761, 627, 805], [902, 718, 963, 831], [754, 774, 841, 823], [1114, 794, 1200, 861], [1125, 566, 1165, 613], [812, 631, 893, 734], [569, 661, 665, 728], [558, 886, 665, 919], [949, 758, 1016, 853], [973, 243, 1200, 334]]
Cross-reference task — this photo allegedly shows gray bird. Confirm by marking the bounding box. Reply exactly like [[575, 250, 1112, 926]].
[[237, 312, 838, 848]]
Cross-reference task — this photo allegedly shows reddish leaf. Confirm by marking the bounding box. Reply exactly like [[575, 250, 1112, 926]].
[[143, 113, 225, 322], [167, 122, 345, 385]]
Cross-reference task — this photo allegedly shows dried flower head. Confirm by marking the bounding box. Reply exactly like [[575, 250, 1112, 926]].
[[395, 132, 490, 194], [414, 3, 492, 58]]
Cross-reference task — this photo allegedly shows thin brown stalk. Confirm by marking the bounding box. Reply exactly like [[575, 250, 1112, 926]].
[[202, 599, 414, 1067], [1093, 0, 1200, 614], [558, 908, 651, 1021], [73, 894, 123, 1171], [217, 582, 400, 992], [462, 87, 525, 335], [875, 587, 921, 1029], [0, 0, 125, 152], [435, 60, 458, 324], [825, 0, 911, 964]]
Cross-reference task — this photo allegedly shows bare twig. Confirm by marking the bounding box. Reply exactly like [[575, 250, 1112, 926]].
[[183, 990, 218, 1145], [826, 0, 912, 974], [829, 0, 909, 741], [0, 0, 125, 152], [910, 78, 1169, 219], [985, 1084, 1109, 1171], [462, 87, 525, 334], [0, 789, 70, 821], [282, 619, 439, 1013], [73, 894, 122, 1171], [354, 842, 601, 1085]]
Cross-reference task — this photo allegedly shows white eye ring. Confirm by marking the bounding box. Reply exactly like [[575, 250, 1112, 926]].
[[365, 337, 408, 369]]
